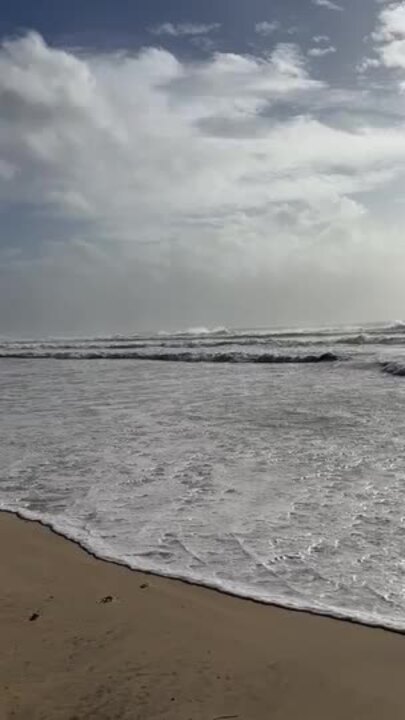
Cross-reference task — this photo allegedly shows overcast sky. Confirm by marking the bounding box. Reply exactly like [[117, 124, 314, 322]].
[[1, 0, 405, 335]]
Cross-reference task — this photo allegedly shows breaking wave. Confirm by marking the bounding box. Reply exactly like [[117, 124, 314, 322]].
[[2, 321, 405, 374], [160, 326, 230, 337], [379, 360, 405, 377], [2, 335, 405, 351], [0, 349, 340, 364], [383, 320, 405, 332]]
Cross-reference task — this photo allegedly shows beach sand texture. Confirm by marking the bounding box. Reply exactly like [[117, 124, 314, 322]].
[[1, 511, 405, 720]]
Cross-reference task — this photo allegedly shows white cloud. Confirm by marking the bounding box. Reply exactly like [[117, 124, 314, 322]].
[[312, 0, 343, 11], [150, 22, 220, 37], [357, 56, 381, 73], [373, 2, 405, 42], [270, 43, 314, 79], [376, 2, 405, 71], [254, 21, 280, 36], [1, 32, 405, 331], [363, 2, 405, 85], [308, 45, 337, 57], [313, 35, 331, 43]]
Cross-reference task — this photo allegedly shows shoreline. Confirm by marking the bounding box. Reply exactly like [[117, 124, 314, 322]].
[[1, 507, 404, 637], [1, 511, 405, 719]]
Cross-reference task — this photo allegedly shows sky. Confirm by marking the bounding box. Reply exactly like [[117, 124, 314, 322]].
[[1, 0, 405, 334]]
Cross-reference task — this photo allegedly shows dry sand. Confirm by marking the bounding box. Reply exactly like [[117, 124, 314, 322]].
[[1, 511, 405, 720]]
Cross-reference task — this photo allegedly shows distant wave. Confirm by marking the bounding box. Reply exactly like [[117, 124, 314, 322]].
[[160, 326, 230, 337], [382, 321, 405, 333], [333, 334, 405, 346], [0, 349, 340, 364], [1, 333, 405, 355], [156, 321, 405, 340], [2, 321, 405, 370], [5, 322, 405, 348]]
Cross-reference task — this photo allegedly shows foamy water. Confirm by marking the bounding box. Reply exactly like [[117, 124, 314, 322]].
[[1, 323, 405, 630]]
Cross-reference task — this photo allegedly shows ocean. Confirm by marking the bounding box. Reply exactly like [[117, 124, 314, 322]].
[[1, 322, 405, 631]]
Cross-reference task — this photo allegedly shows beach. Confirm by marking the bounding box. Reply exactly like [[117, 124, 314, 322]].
[[1, 512, 405, 720]]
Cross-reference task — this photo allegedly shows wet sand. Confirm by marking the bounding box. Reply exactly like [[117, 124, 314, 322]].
[[1, 511, 405, 719]]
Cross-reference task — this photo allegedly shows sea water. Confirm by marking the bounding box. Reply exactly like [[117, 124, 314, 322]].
[[1, 322, 405, 630]]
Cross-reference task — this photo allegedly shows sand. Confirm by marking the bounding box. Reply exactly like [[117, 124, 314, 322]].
[[1, 512, 405, 720]]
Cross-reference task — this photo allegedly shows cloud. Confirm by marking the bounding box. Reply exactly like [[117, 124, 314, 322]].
[[373, 2, 405, 42], [254, 21, 280, 36], [372, 2, 405, 72], [360, 3, 405, 84], [150, 22, 220, 37], [357, 57, 381, 73], [313, 35, 331, 43], [1, 31, 405, 332], [312, 0, 343, 11], [0, 158, 16, 180], [308, 46, 337, 57]]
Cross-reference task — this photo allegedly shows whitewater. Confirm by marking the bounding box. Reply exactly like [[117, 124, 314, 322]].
[[1, 322, 405, 631]]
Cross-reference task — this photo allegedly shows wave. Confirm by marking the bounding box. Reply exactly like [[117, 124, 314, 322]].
[[158, 322, 405, 340], [4, 323, 405, 349], [2, 334, 405, 355], [379, 360, 405, 377], [0, 349, 341, 364], [161, 326, 230, 337], [334, 334, 405, 346], [381, 321, 405, 333], [2, 507, 405, 634]]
